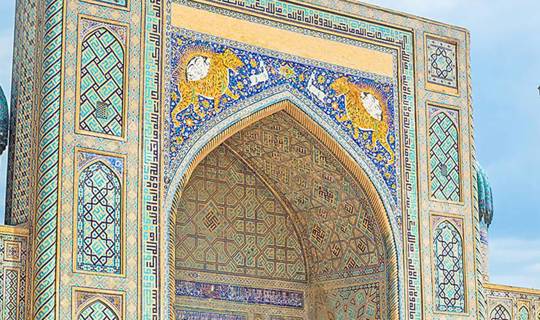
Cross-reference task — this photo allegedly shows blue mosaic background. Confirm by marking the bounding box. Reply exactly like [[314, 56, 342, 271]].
[[168, 32, 399, 201]]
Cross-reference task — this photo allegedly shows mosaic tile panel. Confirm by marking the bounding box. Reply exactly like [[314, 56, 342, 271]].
[[77, 17, 127, 139], [433, 220, 465, 313], [175, 280, 304, 308], [176, 309, 246, 320], [0, 228, 29, 320], [490, 305, 511, 320], [75, 151, 124, 275], [426, 35, 458, 89], [73, 288, 123, 320], [168, 32, 399, 200], [176, 145, 306, 281], [429, 106, 460, 202]]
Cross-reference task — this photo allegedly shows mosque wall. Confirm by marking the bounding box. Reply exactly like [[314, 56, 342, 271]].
[[3, 0, 490, 319], [485, 284, 540, 320]]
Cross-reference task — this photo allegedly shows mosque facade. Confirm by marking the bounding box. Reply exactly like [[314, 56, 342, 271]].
[[0, 0, 538, 319]]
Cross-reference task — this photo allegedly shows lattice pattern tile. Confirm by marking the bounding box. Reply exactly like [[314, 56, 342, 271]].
[[426, 35, 458, 89], [429, 106, 460, 202], [433, 219, 465, 313], [78, 17, 127, 139], [490, 305, 511, 320], [75, 150, 124, 275]]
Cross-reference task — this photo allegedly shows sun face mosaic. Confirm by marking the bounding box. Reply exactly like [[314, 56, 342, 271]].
[[167, 31, 399, 201]]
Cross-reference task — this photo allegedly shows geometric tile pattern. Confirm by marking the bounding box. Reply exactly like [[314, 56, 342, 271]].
[[175, 309, 246, 320], [76, 151, 123, 274], [175, 280, 304, 308], [78, 18, 126, 138], [73, 288, 123, 320], [520, 307, 530, 320], [434, 220, 465, 313], [429, 106, 460, 202], [78, 300, 119, 320], [0, 229, 28, 320], [227, 112, 387, 281], [4, 241, 21, 262], [176, 145, 306, 282], [3, 268, 20, 320], [33, 0, 64, 317], [490, 305, 511, 320], [426, 36, 458, 89]]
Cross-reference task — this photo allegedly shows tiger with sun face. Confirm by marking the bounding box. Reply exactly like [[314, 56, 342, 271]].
[[171, 48, 244, 126], [330, 76, 395, 165]]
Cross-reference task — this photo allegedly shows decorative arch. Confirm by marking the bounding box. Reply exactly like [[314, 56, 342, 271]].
[[433, 219, 465, 313], [520, 306, 530, 320], [165, 99, 403, 319], [490, 304, 511, 320], [75, 158, 123, 275], [76, 298, 120, 320], [77, 21, 127, 139]]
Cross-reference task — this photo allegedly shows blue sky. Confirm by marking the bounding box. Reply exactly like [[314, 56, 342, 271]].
[[0, 1, 538, 287]]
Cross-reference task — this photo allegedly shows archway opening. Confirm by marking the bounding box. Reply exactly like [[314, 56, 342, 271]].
[[171, 104, 398, 319]]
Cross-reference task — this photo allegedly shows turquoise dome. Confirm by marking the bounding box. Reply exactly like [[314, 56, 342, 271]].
[[0, 86, 8, 155], [476, 162, 494, 227]]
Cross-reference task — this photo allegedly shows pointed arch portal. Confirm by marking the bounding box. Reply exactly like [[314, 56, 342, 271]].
[[165, 99, 402, 319]]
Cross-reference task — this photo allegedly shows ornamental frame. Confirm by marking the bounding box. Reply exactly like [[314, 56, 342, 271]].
[[156, 2, 422, 319], [426, 101, 464, 205], [430, 212, 468, 315], [423, 32, 460, 96], [80, 0, 131, 12], [75, 14, 130, 142], [71, 287, 126, 320], [72, 147, 127, 277]]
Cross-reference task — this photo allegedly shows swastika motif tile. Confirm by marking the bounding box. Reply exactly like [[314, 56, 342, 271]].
[[77, 17, 127, 139], [426, 35, 458, 89]]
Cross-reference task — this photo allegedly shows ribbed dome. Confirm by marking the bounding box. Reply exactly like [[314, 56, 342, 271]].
[[0, 86, 8, 155], [476, 162, 494, 227]]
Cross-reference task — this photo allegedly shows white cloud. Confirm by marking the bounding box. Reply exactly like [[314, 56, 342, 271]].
[[489, 237, 540, 288]]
